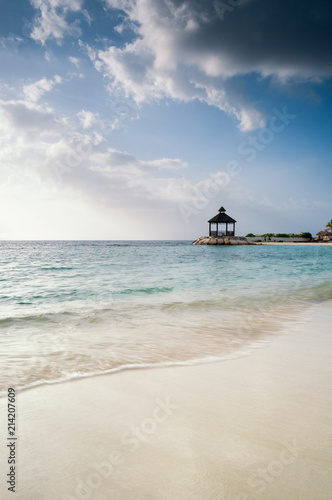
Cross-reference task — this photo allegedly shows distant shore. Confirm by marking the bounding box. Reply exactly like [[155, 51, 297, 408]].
[[192, 236, 332, 246], [258, 241, 332, 245]]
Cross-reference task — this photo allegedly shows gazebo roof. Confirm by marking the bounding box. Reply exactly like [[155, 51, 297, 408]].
[[208, 207, 236, 224]]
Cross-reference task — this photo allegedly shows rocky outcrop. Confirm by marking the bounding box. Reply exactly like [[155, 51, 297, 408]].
[[192, 236, 256, 245]]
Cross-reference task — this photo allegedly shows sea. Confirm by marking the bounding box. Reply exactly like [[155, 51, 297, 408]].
[[0, 240, 331, 395]]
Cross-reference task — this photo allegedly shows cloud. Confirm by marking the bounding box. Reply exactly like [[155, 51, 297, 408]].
[[78, 110, 104, 129], [95, 0, 332, 131], [0, 98, 210, 209], [77, 110, 122, 132], [22, 73, 85, 103], [29, 0, 83, 45], [69, 56, 81, 68], [79, 39, 97, 61], [0, 34, 25, 51], [23, 75, 63, 102], [82, 9, 93, 25], [0, 99, 67, 139], [143, 158, 188, 170], [3, 95, 324, 237]]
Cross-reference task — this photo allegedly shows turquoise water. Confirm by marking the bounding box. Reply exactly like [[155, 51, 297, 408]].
[[0, 241, 331, 393]]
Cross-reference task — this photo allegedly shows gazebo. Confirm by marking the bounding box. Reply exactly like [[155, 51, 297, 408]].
[[208, 206, 236, 237]]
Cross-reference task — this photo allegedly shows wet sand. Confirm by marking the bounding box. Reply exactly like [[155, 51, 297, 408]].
[[1, 301, 332, 499]]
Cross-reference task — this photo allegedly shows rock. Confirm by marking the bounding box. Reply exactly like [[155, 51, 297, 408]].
[[192, 236, 256, 246]]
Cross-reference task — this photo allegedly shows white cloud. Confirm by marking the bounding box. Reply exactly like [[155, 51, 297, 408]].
[[144, 158, 188, 170], [77, 110, 121, 132], [79, 39, 96, 61], [95, 0, 267, 130], [0, 99, 67, 139], [237, 108, 267, 133], [69, 56, 81, 68], [96, 0, 332, 131], [44, 50, 53, 61], [82, 9, 93, 25], [23, 75, 63, 102], [0, 98, 194, 203], [29, 0, 83, 45], [2, 96, 325, 239], [77, 110, 104, 130], [0, 34, 25, 51], [0, 97, 226, 217]]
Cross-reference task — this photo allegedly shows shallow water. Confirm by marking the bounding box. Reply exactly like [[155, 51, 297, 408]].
[[0, 240, 331, 393]]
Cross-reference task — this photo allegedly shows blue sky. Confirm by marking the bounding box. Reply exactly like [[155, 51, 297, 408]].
[[0, 0, 331, 239]]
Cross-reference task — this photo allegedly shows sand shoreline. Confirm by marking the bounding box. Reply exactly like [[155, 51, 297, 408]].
[[1, 301, 332, 499], [258, 241, 332, 245]]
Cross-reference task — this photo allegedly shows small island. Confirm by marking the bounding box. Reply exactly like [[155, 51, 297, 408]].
[[192, 206, 256, 245], [245, 219, 332, 243], [192, 207, 332, 245]]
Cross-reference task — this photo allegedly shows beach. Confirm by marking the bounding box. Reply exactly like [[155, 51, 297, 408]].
[[1, 299, 331, 499], [1, 0, 331, 497], [1, 241, 332, 499]]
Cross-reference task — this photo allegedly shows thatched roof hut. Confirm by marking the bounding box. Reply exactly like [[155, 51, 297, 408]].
[[316, 230, 332, 240]]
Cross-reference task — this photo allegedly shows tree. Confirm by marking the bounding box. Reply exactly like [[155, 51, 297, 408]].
[[262, 233, 274, 241], [300, 232, 312, 240], [326, 220, 332, 233]]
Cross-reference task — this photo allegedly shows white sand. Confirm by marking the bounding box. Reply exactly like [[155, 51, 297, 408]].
[[1, 301, 332, 500]]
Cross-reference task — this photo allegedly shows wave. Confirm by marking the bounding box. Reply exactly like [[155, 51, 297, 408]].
[[0, 296, 312, 397], [120, 286, 174, 295], [1, 280, 331, 325], [40, 266, 74, 271], [302, 280, 332, 302], [0, 277, 331, 395], [0, 341, 269, 398]]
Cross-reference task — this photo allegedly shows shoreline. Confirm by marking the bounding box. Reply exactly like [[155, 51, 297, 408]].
[[257, 241, 332, 245], [1, 301, 332, 499], [192, 236, 332, 246]]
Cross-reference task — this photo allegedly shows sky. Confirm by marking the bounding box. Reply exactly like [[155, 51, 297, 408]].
[[0, 0, 331, 240]]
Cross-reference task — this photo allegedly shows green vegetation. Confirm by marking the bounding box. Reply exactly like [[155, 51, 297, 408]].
[[246, 232, 312, 239], [300, 232, 312, 240], [326, 220, 332, 233]]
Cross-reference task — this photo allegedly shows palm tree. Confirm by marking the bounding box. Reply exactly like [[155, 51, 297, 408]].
[[326, 220, 332, 233]]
